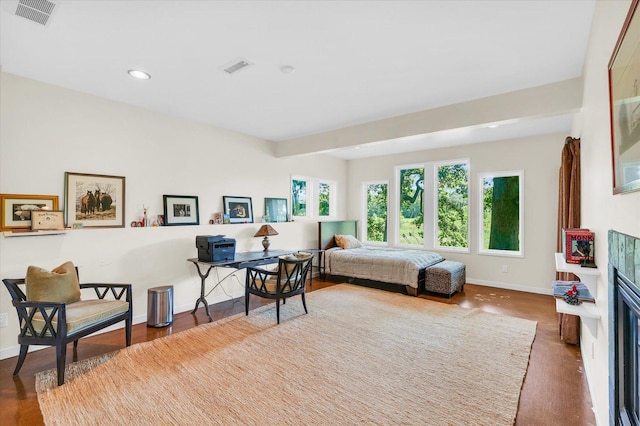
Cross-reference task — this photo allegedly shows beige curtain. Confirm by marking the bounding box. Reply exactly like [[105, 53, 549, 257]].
[[556, 136, 581, 345]]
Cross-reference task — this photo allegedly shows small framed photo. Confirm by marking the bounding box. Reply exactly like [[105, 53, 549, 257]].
[[223, 196, 253, 223], [212, 212, 224, 224], [64, 172, 125, 228], [163, 195, 199, 226], [0, 194, 59, 231], [31, 210, 65, 231], [264, 197, 288, 222]]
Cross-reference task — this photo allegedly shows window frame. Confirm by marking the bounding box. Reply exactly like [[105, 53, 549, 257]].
[[318, 179, 337, 219], [477, 170, 524, 258], [433, 159, 470, 253], [394, 164, 426, 248], [362, 180, 389, 246]]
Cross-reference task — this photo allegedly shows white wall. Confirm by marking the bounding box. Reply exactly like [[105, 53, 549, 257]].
[[346, 134, 564, 294], [0, 72, 347, 358], [575, 1, 640, 424]]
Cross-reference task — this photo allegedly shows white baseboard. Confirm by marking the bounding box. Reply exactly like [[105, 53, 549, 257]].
[[0, 299, 236, 361], [466, 278, 553, 296]]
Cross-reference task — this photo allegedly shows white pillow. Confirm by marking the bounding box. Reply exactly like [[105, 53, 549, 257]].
[[334, 234, 363, 249]]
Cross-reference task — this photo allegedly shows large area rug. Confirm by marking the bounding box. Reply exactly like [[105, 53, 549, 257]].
[[37, 284, 537, 425]]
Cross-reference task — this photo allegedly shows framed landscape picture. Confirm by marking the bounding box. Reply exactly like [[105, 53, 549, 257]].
[[163, 195, 200, 226], [0, 194, 59, 231], [264, 197, 288, 222], [64, 172, 125, 228], [223, 196, 253, 223]]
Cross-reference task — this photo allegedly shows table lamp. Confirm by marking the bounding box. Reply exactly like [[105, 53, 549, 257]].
[[254, 224, 279, 251]]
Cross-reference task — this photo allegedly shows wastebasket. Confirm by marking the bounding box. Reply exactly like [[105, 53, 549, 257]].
[[147, 285, 173, 327]]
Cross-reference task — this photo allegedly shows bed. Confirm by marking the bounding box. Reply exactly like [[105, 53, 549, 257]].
[[318, 220, 446, 296]]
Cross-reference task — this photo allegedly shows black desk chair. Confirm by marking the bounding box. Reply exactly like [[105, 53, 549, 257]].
[[245, 253, 312, 324]]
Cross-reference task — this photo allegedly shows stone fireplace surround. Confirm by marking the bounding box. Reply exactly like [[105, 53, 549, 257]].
[[609, 230, 640, 425]]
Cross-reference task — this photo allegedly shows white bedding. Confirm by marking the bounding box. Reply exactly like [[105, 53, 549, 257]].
[[325, 246, 444, 289]]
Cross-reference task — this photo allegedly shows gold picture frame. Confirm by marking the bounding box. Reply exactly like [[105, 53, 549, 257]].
[[0, 194, 60, 231], [609, 0, 640, 194], [31, 210, 65, 231]]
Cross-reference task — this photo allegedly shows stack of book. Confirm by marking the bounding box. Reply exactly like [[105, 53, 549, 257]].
[[552, 280, 595, 303], [562, 228, 595, 265]]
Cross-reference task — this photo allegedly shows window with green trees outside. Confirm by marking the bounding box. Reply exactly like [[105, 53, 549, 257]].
[[436, 162, 469, 249], [365, 182, 388, 242], [398, 167, 424, 246]]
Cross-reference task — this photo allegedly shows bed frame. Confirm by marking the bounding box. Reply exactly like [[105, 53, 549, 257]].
[[318, 220, 424, 296]]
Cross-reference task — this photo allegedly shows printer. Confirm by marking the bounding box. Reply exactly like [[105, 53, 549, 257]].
[[196, 235, 236, 262]]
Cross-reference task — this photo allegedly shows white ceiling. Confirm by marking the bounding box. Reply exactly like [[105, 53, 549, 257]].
[[0, 0, 596, 159]]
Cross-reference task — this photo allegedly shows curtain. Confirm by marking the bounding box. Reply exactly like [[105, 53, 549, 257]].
[[556, 136, 581, 345]]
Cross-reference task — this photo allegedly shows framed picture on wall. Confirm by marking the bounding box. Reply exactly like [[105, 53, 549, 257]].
[[264, 197, 288, 222], [64, 172, 125, 228], [608, 0, 640, 194], [31, 210, 65, 231], [163, 195, 200, 226], [223, 196, 253, 223], [0, 194, 59, 231]]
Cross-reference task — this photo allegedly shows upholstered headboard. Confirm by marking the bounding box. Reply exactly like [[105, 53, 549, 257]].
[[318, 220, 358, 250]]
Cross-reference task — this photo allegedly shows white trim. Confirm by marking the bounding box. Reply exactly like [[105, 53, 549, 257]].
[[362, 180, 389, 245], [433, 158, 470, 252], [394, 163, 425, 247], [466, 278, 551, 295], [477, 170, 525, 257]]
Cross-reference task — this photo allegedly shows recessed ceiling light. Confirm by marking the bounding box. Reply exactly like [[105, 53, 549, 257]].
[[128, 69, 151, 80], [280, 65, 295, 74]]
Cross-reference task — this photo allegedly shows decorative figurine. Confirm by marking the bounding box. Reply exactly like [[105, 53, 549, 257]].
[[563, 284, 581, 305]]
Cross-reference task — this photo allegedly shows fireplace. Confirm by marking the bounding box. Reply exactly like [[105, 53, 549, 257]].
[[610, 230, 640, 425]]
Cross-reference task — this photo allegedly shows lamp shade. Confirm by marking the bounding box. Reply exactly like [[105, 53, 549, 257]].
[[254, 224, 279, 237]]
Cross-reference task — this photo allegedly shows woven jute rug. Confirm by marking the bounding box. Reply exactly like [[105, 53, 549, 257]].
[[37, 284, 537, 425]]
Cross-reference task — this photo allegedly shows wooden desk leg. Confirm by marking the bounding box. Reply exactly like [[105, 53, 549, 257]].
[[191, 263, 214, 322]]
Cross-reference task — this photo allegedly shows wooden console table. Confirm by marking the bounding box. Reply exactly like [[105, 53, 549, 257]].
[[187, 250, 291, 322]]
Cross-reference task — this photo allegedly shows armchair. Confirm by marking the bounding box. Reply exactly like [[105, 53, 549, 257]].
[[2, 262, 132, 386], [245, 253, 312, 324]]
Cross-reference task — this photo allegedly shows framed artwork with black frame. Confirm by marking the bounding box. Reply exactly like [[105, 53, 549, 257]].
[[223, 196, 253, 223], [609, 0, 640, 194], [64, 172, 125, 228], [163, 195, 200, 226], [264, 197, 288, 222]]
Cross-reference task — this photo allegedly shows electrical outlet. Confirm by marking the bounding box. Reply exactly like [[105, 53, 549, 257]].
[[0, 313, 8, 328], [502, 265, 509, 273]]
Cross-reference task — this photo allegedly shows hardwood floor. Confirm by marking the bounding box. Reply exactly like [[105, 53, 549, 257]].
[[0, 281, 595, 425]]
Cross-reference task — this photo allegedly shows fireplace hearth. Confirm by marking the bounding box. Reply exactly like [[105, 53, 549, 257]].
[[610, 230, 640, 425]]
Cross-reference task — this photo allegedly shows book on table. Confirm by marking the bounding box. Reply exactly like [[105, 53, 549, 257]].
[[552, 280, 595, 302]]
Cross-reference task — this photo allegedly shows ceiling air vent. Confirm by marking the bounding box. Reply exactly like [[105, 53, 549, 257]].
[[13, 0, 57, 26], [220, 58, 253, 75]]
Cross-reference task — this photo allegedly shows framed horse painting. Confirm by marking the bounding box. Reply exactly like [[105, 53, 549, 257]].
[[64, 172, 126, 228]]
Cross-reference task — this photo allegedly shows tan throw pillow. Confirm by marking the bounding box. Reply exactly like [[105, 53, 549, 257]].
[[26, 261, 81, 304], [334, 234, 363, 249]]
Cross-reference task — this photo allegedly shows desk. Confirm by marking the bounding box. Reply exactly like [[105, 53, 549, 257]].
[[187, 250, 291, 322]]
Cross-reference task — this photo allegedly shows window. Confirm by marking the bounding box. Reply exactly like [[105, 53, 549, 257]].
[[397, 166, 424, 246], [435, 161, 469, 250], [478, 170, 524, 257], [291, 177, 309, 218], [291, 176, 336, 220], [363, 181, 388, 243], [318, 180, 336, 218]]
